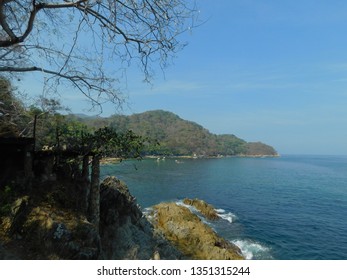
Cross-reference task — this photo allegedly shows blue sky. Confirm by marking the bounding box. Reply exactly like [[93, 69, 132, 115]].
[[20, 0, 347, 155]]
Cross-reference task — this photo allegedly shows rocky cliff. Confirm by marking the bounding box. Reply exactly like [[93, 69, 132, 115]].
[[0, 176, 243, 260], [99, 177, 183, 259], [0, 177, 182, 259]]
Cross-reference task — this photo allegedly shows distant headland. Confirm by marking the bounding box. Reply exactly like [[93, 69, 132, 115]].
[[71, 110, 279, 158]]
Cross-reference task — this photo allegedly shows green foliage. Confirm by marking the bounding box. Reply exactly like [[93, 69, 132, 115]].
[[0, 184, 14, 216], [109, 110, 217, 156], [80, 127, 148, 159], [0, 78, 148, 162], [216, 134, 247, 155], [243, 142, 278, 156], [2, 185, 12, 202]]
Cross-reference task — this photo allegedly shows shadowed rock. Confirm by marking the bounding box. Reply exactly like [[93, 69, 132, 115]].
[[99, 176, 183, 259]]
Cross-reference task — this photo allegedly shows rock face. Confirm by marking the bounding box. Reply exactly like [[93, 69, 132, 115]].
[[99, 177, 183, 260], [149, 202, 244, 260], [1, 176, 242, 260], [0, 176, 182, 259]]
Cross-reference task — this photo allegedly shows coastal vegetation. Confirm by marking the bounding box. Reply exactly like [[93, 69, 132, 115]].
[[1, 77, 277, 158], [71, 110, 278, 157]]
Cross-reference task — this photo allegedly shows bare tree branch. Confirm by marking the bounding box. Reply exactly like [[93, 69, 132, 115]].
[[0, 0, 199, 111]]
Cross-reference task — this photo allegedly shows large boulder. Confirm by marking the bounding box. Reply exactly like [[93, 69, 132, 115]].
[[149, 202, 244, 260]]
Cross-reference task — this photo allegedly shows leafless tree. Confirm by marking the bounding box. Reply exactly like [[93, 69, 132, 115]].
[[0, 0, 198, 111]]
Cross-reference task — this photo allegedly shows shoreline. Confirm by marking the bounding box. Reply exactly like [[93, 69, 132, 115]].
[[100, 154, 280, 165], [145, 154, 280, 160]]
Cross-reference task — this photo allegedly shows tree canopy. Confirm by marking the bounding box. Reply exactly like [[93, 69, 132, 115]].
[[0, 0, 198, 111]]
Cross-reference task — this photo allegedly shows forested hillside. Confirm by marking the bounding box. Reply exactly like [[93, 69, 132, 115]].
[[71, 110, 278, 157], [1, 74, 276, 157]]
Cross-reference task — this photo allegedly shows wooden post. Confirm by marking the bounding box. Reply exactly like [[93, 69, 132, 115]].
[[23, 140, 34, 190], [33, 114, 37, 151]]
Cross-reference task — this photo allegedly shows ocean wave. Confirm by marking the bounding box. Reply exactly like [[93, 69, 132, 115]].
[[216, 210, 237, 223], [177, 202, 237, 223], [176, 200, 195, 211], [175, 200, 214, 226], [232, 239, 273, 260]]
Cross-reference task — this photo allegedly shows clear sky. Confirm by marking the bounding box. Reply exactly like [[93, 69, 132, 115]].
[[20, 0, 347, 155]]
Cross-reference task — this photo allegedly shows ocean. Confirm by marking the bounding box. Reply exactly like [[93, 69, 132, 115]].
[[101, 155, 347, 260]]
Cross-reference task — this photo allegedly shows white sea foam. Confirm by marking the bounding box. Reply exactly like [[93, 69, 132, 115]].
[[173, 201, 272, 259], [217, 211, 237, 223], [216, 208, 238, 223], [232, 239, 272, 260], [143, 207, 155, 221], [175, 200, 213, 226], [143, 207, 153, 214], [177, 201, 237, 224], [175, 200, 195, 211]]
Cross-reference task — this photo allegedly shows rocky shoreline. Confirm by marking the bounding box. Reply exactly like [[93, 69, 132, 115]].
[[147, 200, 244, 260], [0, 176, 244, 260]]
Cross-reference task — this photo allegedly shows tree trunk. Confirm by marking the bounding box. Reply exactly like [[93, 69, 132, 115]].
[[80, 155, 90, 215], [89, 154, 101, 231], [82, 155, 90, 180]]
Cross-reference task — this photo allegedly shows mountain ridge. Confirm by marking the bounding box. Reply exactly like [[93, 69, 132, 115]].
[[71, 110, 278, 157]]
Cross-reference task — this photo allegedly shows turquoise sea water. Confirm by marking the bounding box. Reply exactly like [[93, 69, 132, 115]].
[[101, 155, 347, 260]]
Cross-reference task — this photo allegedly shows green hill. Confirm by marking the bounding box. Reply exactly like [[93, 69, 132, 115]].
[[77, 110, 278, 157]]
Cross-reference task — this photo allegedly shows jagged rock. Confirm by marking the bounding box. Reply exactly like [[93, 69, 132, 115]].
[[1, 191, 102, 259], [99, 176, 183, 259], [150, 202, 244, 260], [183, 198, 220, 220], [0, 176, 183, 259], [2, 175, 242, 260], [20, 206, 102, 259]]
